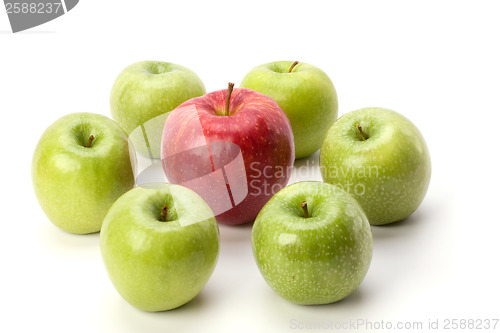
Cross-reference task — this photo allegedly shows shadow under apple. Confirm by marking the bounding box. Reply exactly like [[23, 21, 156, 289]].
[[255, 284, 373, 331], [103, 288, 211, 333], [38, 218, 100, 255], [370, 199, 434, 241]]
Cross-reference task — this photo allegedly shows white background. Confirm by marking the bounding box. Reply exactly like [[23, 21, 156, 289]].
[[1, 1, 499, 332]]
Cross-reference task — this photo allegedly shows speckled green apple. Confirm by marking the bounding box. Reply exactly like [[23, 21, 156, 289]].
[[240, 61, 338, 159], [32, 112, 135, 234], [320, 107, 431, 225], [100, 184, 219, 312], [251, 181, 372, 305], [110, 61, 206, 158]]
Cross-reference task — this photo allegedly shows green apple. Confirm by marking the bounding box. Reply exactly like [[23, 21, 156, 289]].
[[251, 181, 372, 305], [32, 112, 135, 234], [110, 61, 206, 158], [320, 107, 431, 225], [240, 60, 338, 159], [100, 183, 219, 312]]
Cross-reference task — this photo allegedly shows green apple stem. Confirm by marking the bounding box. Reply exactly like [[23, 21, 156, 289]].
[[225, 82, 235, 116], [160, 206, 168, 222], [85, 135, 95, 148], [357, 124, 367, 141], [301, 201, 309, 218], [288, 61, 299, 73]]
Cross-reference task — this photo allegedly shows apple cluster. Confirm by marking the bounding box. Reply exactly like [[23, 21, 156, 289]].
[[32, 60, 431, 311]]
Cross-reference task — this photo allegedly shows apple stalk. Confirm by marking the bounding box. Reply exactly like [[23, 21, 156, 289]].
[[301, 201, 309, 218], [356, 124, 367, 141], [288, 61, 299, 73], [86, 135, 95, 148], [225, 82, 235, 116], [160, 205, 168, 222]]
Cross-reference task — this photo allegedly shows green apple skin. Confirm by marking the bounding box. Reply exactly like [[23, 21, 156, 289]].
[[240, 61, 338, 159], [251, 181, 372, 305], [110, 61, 206, 158], [32, 112, 135, 234], [100, 184, 219, 312], [320, 107, 431, 225]]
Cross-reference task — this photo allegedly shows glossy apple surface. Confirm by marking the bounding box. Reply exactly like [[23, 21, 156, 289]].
[[240, 61, 338, 159], [161, 86, 295, 225], [110, 61, 206, 158], [100, 184, 219, 311], [32, 112, 135, 234], [252, 181, 373, 305], [320, 107, 431, 225]]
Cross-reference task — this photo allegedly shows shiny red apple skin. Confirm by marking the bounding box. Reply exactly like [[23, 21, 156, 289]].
[[161, 87, 294, 225]]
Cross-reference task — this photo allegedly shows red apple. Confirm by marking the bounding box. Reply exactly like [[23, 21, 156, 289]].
[[161, 83, 295, 225]]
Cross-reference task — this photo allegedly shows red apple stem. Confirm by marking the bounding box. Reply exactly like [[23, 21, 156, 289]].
[[225, 82, 235, 116], [160, 206, 168, 222], [357, 124, 367, 141], [85, 135, 95, 148], [288, 61, 299, 73], [301, 201, 309, 218]]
